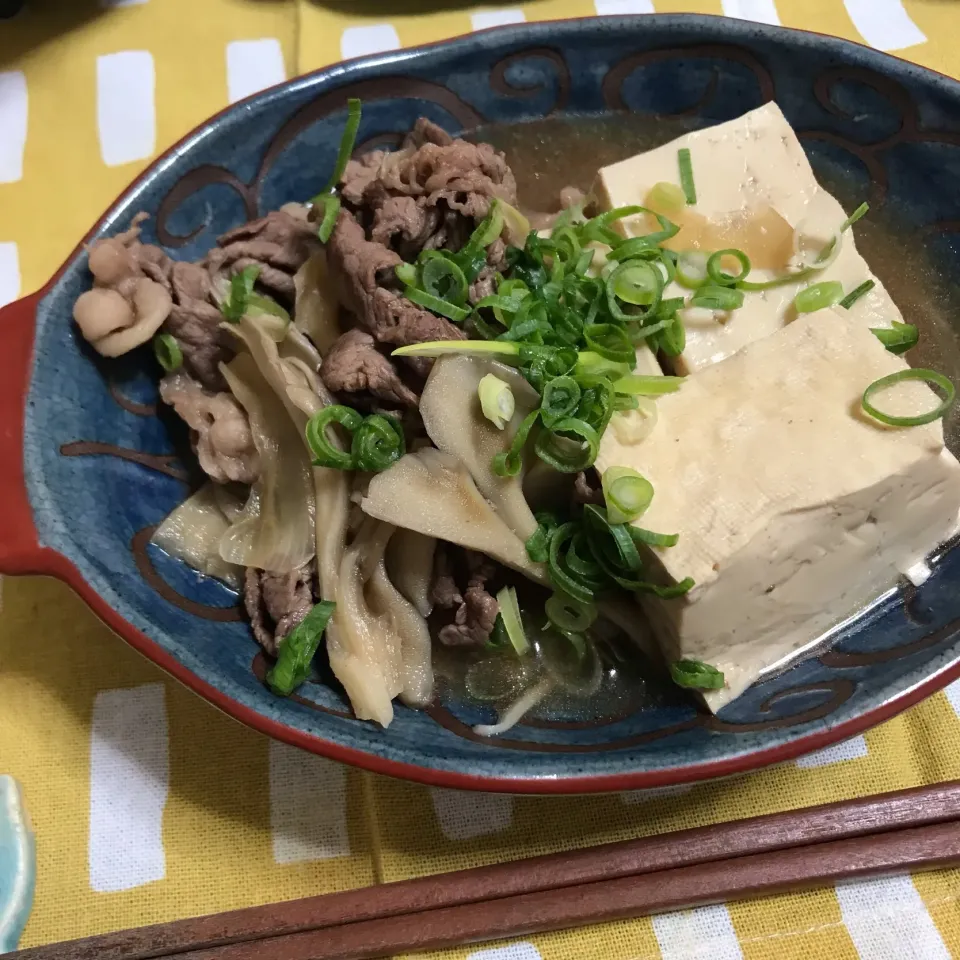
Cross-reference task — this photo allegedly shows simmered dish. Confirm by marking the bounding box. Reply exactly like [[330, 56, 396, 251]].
[[72, 100, 960, 730]]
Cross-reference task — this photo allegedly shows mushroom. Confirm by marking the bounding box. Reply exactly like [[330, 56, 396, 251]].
[[386, 528, 437, 617], [419, 355, 539, 540], [73, 277, 172, 358], [361, 448, 546, 584]]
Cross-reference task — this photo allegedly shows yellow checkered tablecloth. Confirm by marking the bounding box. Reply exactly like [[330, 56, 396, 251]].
[[2, 2, 960, 957]]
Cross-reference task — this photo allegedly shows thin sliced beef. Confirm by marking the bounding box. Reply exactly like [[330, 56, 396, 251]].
[[326, 210, 466, 347], [159, 372, 260, 484], [433, 548, 500, 648], [321, 329, 419, 407], [208, 208, 320, 303], [244, 562, 315, 656], [165, 260, 234, 390], [403, 117, 454, 150]]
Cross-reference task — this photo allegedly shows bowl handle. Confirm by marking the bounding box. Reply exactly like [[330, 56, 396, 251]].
[[0, 291, 56, 574]]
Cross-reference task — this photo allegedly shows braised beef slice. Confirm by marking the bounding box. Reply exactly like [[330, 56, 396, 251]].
[[326, 210, 466, 348], [432, 548, 500, 648], [320, 329, 419, 408], [244, 562, 316, 656]]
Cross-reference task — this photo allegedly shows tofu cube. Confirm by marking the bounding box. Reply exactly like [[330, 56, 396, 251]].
[[595, 307, 960, 709], [594, 103, 902, 374]]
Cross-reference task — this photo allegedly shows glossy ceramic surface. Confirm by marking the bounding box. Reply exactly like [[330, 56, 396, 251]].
[[3, 15, 960, 792]]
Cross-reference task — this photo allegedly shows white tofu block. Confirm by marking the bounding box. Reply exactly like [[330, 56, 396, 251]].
[[594, 103, 901, 374], [596, 308, 960, 709]]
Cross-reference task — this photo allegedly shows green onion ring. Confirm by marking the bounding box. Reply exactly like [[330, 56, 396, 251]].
[[404, 286, 470, 322], [602, 466, 654, 525], [534, 417, 600, 472], [421, 255, 468, 305], [861, 369, 955, 427], [583, 323, 636, 364], [153, 333, 182, 372], [545, 592, 598, 633], [678, 147, 696, 204], [547, 523, 598, 604], [629, 527, 680, 548], [706, 248, 751, 286], [541, 376, 582, 427], [305, 405, 363, 470], [315, 195, 341, 244], [793, 280, 844, 314], [492, 408, 540, 477], [689, 285, 744, 311], [317, 97, 362, 196]]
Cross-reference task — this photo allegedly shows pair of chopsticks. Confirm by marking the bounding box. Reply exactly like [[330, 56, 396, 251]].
[[13, 780, 960, 960]]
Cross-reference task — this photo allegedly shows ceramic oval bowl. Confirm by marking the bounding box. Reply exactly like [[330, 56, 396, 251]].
[[3, 14, 960, 793]]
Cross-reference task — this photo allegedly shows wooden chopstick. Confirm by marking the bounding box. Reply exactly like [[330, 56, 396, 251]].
[[179, 819, 960, 960], [11, 780, 960, 960]]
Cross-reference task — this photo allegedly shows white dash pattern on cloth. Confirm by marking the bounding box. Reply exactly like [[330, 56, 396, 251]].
[[430, 788, 512, 841], [269, 742, 349, 863], [843, 0, 927, 53], [88, 684, 169, 892], [340, 25, 401, 61], [0, 71, 28, 184], [795, 734, 868, 768], [0, 242, 20, 308], [594, 0, 655, 14], [467, 944, 543, 960], [470, 9, 527, 31], [836, 874, 951, 959], [944, 677, 960, 717], [96, 51, 156, 167], [226, 39, 285, 104], [720, 0, 780, 25], [653, 904, 744, 960]]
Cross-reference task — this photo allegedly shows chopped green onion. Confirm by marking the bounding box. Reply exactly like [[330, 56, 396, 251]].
[[794, 281, 844, 314], [582, 504, 642, 574], [606, 261, 663, 320], [266, 601, 337, 696], [840, 201, 869, 232], [636, 576, 695, 599], [613, 374, 683, 396], [153, 333, 182, 372], [541, 376, 581, 427], [576, 351, 631, 384], [861, 369, 955, 427], [689, 285, 744, 311], [670, 658, 724, 691], [404, 286, 470, 322], [648, 181, 686, 213], [608, 261, 664, 307], [659, 314, 686, 357], [547, 523, 598, 604], [535, 417, 600, 472], [221, 265, 259, 322], [317, 97, 362, 196], [678, 147, 696, 204], [583, 323, 636, 364], [545, 591, 597, 633], [675, 251, 708, 289], [840, 279, 876, 310], [393, 340, 520, 361], [492, 408, 539, 477], [525, 511, 559, 563], [352, 414, 405, 472], [315, 195, 341, 243], [478, 373, 516, 430], [496, 586, 529, 656], [871, 321, 919, 356], [395, 262, 417, 286], [421, 254, 468, 305], [497, 200, 530, 244], [629, 526, 679, 548], [602, 466, 654, 524], [305, 405, 363, 470], [706, 249, 750, 286]]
